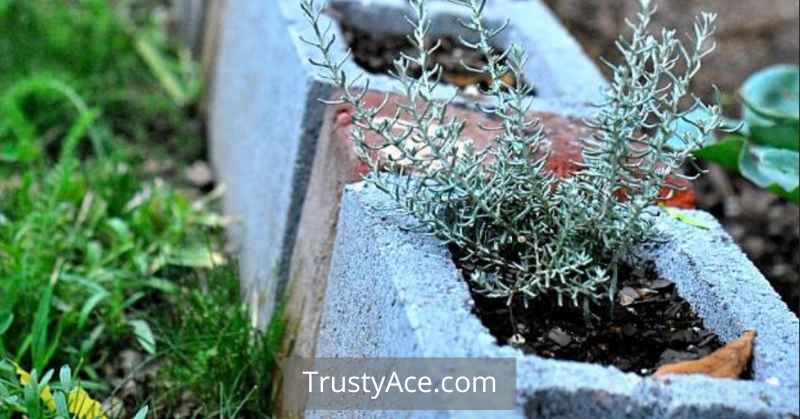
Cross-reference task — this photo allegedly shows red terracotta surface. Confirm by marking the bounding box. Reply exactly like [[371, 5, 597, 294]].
[[329, 90, 696, 208]]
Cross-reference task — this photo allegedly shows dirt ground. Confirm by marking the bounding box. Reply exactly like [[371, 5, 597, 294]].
[[542, 0, 799, 103], [542, 0, 799, 314]]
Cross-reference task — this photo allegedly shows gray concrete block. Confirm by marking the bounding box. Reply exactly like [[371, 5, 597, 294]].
[[321, 0, 608, 103], [210, 0, 606, 325], [208, 1, 330, 326], [313, 182, 799, 418]]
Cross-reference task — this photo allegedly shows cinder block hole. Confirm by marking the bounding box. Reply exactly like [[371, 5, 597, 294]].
[[327, 0, 537, 96]]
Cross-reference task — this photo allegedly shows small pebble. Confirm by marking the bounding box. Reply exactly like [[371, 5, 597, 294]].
[[462, 84, 481, 98], [509, 333, 526, 346], [547, 327, 572, 346]]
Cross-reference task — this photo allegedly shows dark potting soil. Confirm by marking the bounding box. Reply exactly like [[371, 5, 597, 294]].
[[337, 20, 536, 95], [460, 261, 727, 375]]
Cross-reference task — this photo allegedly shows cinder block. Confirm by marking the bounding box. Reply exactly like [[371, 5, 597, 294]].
[[208, 1, 329, 326], [208, 0, 606, 325], [282, 90, 597, 361], [312, 182, 800, 418]]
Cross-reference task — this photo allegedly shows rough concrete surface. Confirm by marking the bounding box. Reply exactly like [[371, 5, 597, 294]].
[[279, 101, 367, 366], [312, 182, 799, 418], [210, 0, 606, 326], [208, 1, 329, 326]]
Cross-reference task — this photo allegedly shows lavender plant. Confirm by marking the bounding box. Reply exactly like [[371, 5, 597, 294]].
[[300, 0, 723, 311]]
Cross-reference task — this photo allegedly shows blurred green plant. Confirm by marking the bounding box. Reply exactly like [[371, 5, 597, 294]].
[[0, 151, 227, 373], [668, 65, 799, 202], [0, 75, 102, 164], [0, 0, 203, 169], [0, 0, 221, 395], [154, 265, 285, 418], [0, 1, 282, 416]]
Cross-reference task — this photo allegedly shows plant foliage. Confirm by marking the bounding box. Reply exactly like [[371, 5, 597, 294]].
[[154, 265, 285, 418], [0, 0, 202, 169], [0, 2, 272, 417], [0, 361, 149, 419], [301, 0, 722, 310], [0, 151, 227, 375], [669, 65, 799, 202]]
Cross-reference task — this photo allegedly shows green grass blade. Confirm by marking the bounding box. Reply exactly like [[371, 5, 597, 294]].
[[31, 286, 53, 372]]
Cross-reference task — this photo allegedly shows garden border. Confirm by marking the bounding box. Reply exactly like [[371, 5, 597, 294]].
[[208, 0, 605, 325], [312, 182, 800, 418]]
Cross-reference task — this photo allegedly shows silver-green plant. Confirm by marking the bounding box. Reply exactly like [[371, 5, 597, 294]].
[[574, 0, 724, 299], [300, 0, 722, 312]]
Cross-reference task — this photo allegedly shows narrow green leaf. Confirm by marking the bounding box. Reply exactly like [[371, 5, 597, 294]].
[[129, 320, 156, 355], [167, 247, 227, 268], [0, 312, 12, 335], [133, 406, 150, 419], [134, 36, 189, 106], [58, 365, 72, 389], [660, 205, 712, 230], [79, 324, 104, 358], [140, 277, 179, 294], [54, 392, 69, 416], [59, 108, 99, 162], [105, 218, 133, 244], [77, 290, 108, 329], [31, 286, 53, 372]]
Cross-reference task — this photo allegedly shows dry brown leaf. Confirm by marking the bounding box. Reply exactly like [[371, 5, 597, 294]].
[[654, 330, 756, 379]]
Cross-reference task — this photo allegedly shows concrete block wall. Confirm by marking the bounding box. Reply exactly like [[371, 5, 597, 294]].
[[208, 1, 329, 326], [208, 0, 606, 329], [312, 182, 800, 418], [205, 1, 800, 416]]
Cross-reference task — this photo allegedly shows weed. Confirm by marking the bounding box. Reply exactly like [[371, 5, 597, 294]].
[[0, 151, 227, 374]]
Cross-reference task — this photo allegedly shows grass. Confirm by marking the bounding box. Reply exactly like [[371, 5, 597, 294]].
[[153, 265, 285, 417], [0, 1, 284, 417], [0, 153, 225, 372]]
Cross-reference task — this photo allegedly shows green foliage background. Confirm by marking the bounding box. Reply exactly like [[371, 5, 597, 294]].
[[0, 1, 283, 416]]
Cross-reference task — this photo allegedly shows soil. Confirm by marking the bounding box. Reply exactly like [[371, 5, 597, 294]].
[[337, 20, 535, 95], [541, 0, 799, 105], [693, 165, 800, 315], [463, 262, 727, 376]]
